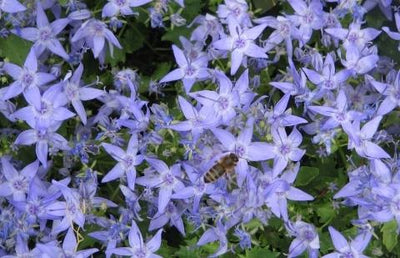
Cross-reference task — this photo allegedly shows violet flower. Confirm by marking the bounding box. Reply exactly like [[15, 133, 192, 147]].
[[325, 21, 381, 51], [11, 3, 70, 60], [136, 158, 185, 213], [0, 157, 39, 202], [2, 48, 56, 100], [159, 45, 209, 93], [367, 71, 400, 115], [323, 227, 371, 258], [286, 220, 320, 258], [270, 127, 305, 176], [111, 220, 163, 258], [101, 134, 144, 190], [60, 63, 104, 124], [71, 19, 122, 62], [213, 19, 267, 75], [102, 0, 152, 18]]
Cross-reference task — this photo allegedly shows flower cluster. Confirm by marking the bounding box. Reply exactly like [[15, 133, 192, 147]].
[[0, 0, 399, 257]]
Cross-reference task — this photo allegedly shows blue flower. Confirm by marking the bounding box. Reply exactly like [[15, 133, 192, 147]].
[[102, 0, 152, 18], [136, 158, 185, 213], [286, 220, 320, 258], [71, 19, 122, 62], [2, 48, 56, 100], [287, 0, 324, 46], [60, 63, 104, 124], [367, 70, 400, 115], [323, 226, 371, 258], [111, 220, 163, 258], [61, 228, 98, 257], [11, 3, 70, 60], [325, 21, 381, 51], [346, 116, 390, 159], [197, 220, 229, 257], [160, 45, 210, 93], [101, 134, 144, 190], [0, 157, 39, 202], [213, 19, 267, 75]]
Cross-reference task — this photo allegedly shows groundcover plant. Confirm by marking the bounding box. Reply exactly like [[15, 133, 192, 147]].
[[0, 0, 400, 257]]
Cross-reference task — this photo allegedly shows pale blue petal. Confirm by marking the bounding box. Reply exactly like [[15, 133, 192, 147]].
[[102, 163, 125, 183], [328, 227, 348, 250]]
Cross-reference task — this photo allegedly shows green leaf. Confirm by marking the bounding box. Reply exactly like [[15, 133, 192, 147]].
[[161, 26, 192, 45], [122, 26, 145, 53], [382, 220, 398, 252], [105, 47, 126, 66], [0, 35, 32, 66], [181, 0, 203, 21], [58, 0, 69, 5], [316, 203, 336, 224], [295, 166, 320, 186], [253, 0, 277, 12], [245, 247, 278, 258]]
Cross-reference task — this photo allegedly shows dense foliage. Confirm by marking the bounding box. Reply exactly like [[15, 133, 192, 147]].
[[0, 0, 400, 257]]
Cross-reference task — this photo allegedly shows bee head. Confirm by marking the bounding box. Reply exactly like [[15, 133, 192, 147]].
[[229, 153, 239, 162]]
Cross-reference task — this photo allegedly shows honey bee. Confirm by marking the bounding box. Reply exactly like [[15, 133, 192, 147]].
[[203, 153, 239, 183]]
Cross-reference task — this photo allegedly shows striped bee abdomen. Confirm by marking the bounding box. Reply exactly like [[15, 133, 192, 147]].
[[203, 153, 239, 183]]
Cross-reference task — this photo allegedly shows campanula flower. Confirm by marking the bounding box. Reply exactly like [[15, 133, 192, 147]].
[[12, 3, 70, 60], [101, 134, 143, 190], [346, 116, 391, 159], [189, 70, 240, 125], [217, 0, 250, 26], [2, 48, 56, 101], [159, 45, 209, 93], [382, 12, 400, 41], [59, 63, 104, 124], [14, 123, 70, 167], [111, 220, 163, 258], [197, 220, 229, 257], [308, 90, 362, 131], [265, 93, 308, 129], [270, 127, 305, 176], [270, 60, 308, 96], [190, 14, 224, 42], [367, 70, 400, 115], [136, 158, 185, 213], [370, 183, 400, 230], [265, 164, 313, 221], [102, 0, 152, 17], [287, 0, 324, 46], [47, 180, 85, 234], [168, 96, 218, 140], [12, 84, 75, 129], [61, 228, 98, 257], [339, 45, 379, 75], [0, 157, 39, 202], [71, 19, 122, 62], [149, 202, 186, 236], [323, 226, 372, 258], [303, 54, 352, 95], [286, 220, 320, 258], [254, 16, 297, 59], [325, 21, 381, 51], [213, 19, 267, 75]]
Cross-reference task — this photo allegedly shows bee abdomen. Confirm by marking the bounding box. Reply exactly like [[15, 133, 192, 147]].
[[204, 164, 225, 183]]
